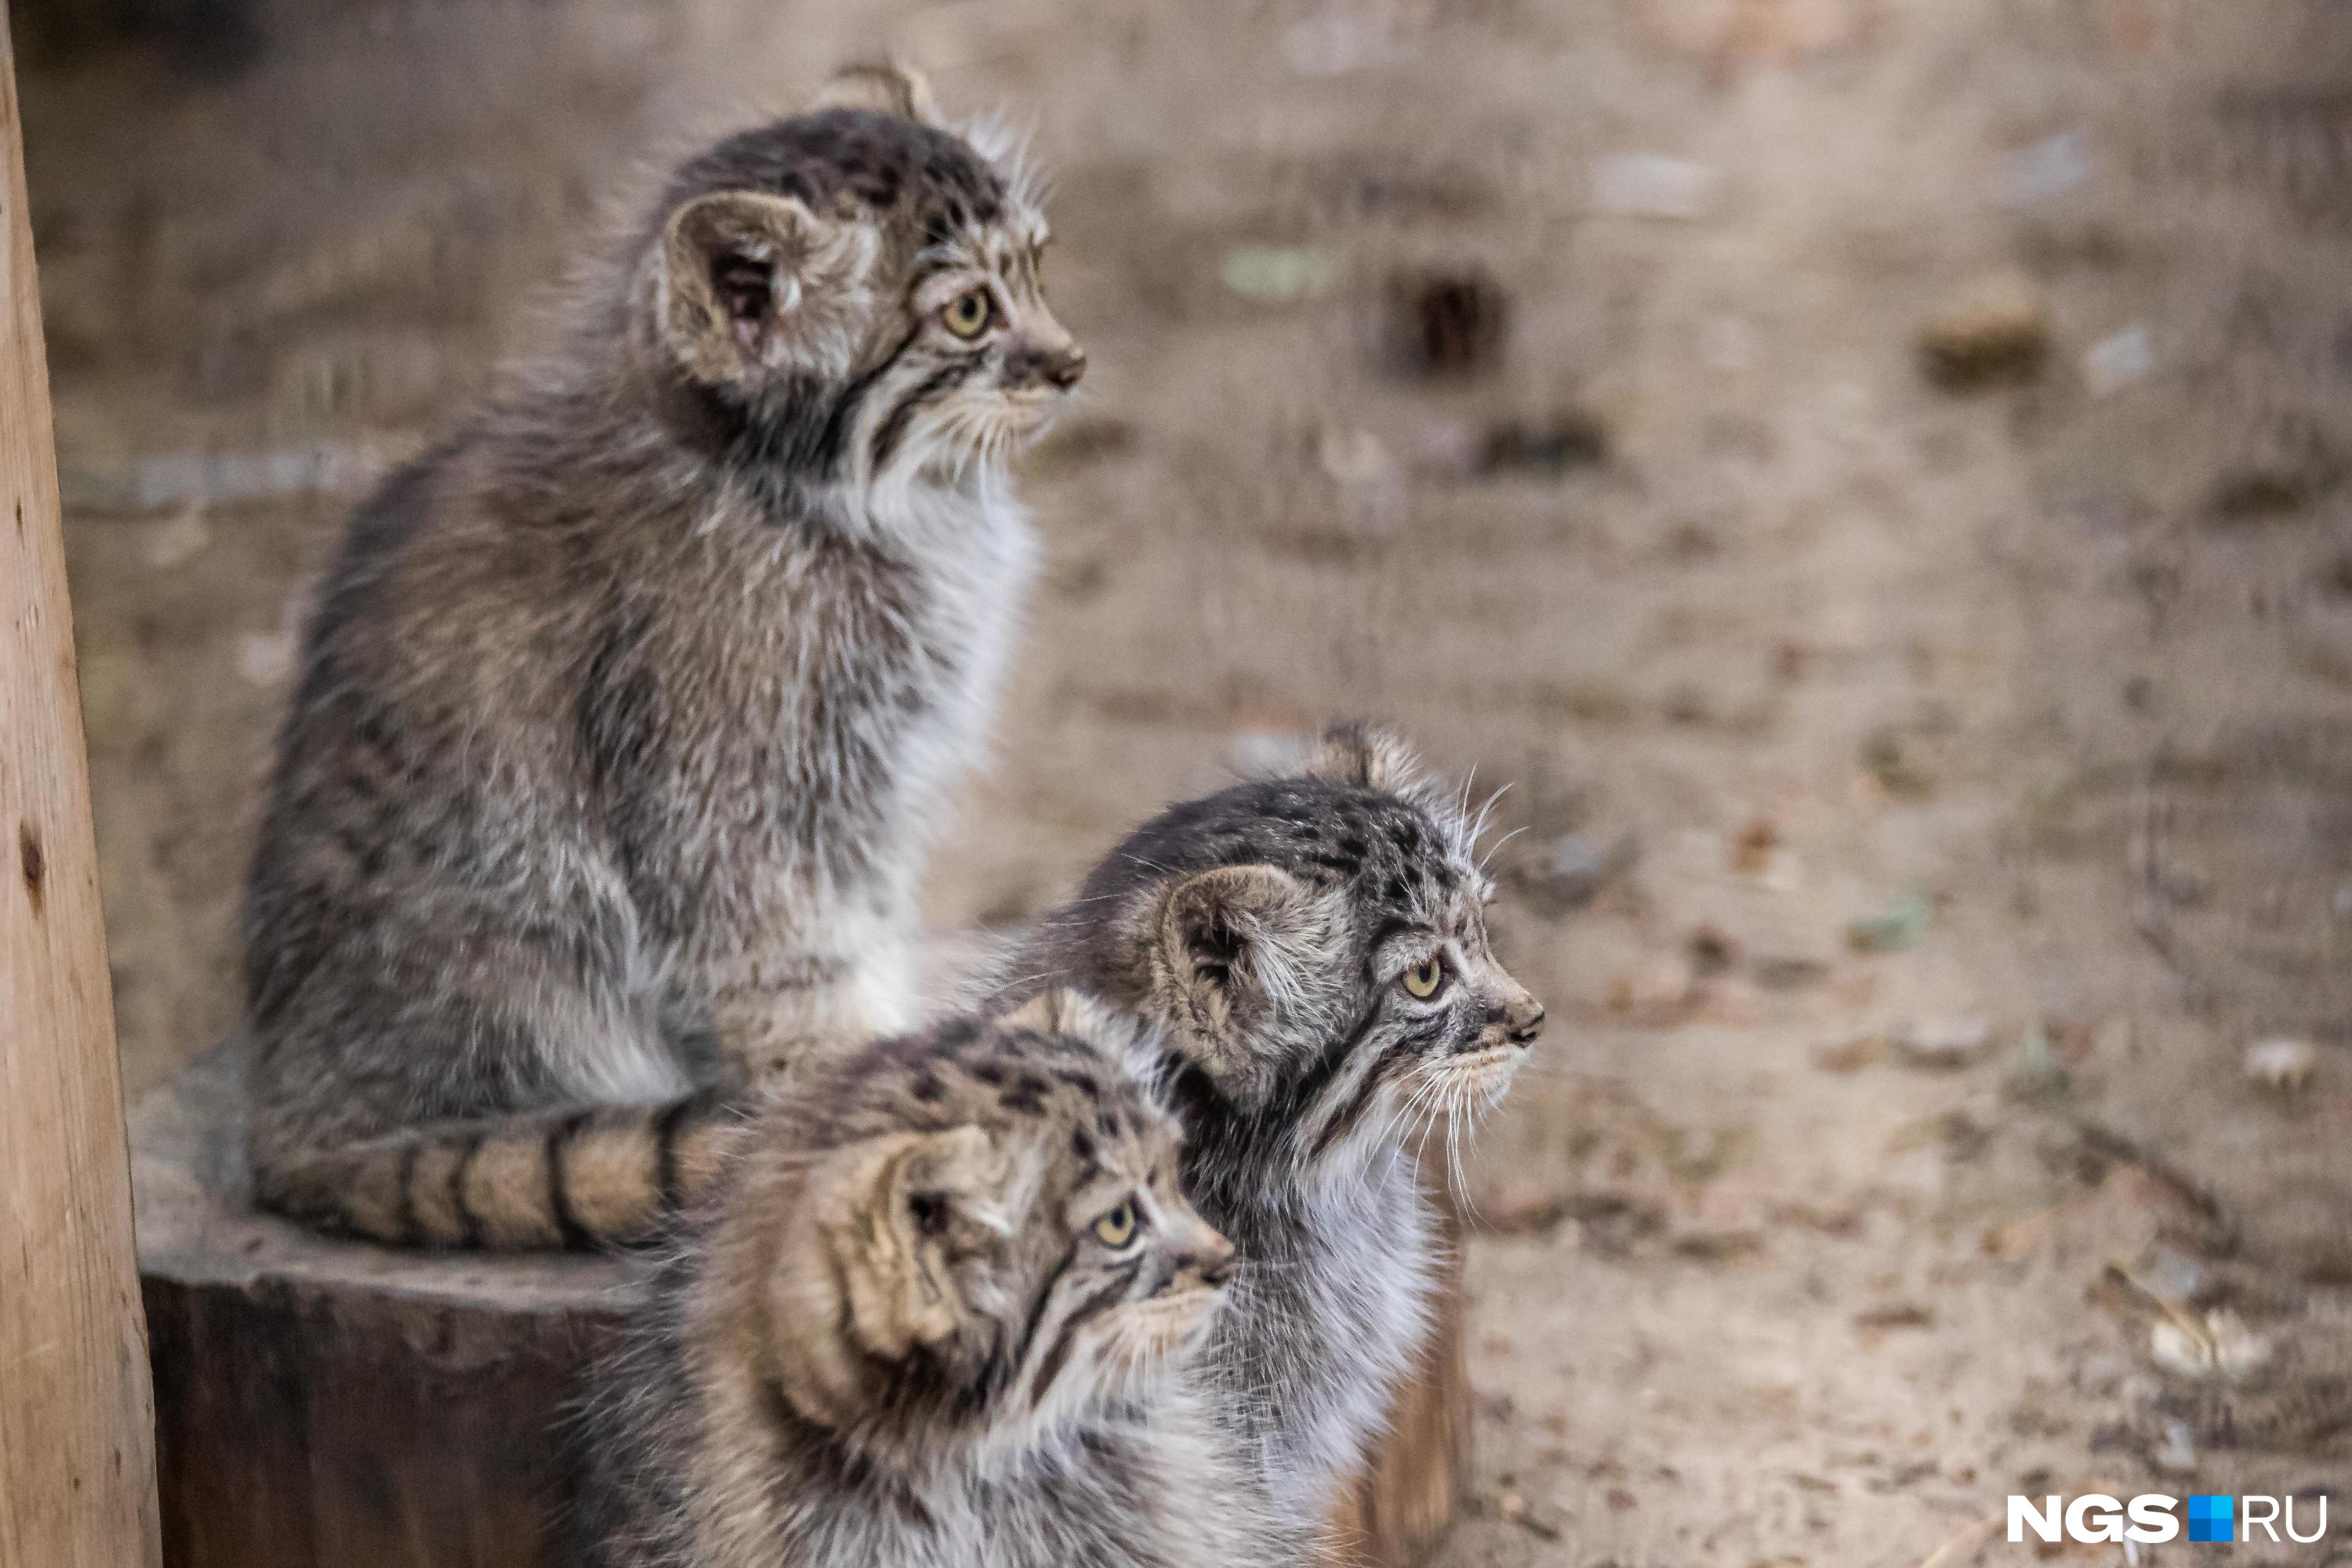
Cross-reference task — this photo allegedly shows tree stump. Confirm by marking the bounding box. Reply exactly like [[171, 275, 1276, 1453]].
[[133, 1034, 1470, 1568], [132, 1039, 632, 1568]]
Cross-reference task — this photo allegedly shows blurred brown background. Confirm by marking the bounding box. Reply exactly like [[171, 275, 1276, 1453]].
[[20, 0, 2352, 1560]]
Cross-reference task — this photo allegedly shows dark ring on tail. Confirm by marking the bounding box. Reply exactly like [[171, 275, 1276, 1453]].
[[549, 1110, 598, 1251]]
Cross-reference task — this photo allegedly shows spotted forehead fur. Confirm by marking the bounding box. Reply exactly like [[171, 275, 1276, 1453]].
[[804, 1007, 1176, 1167], [1089, 775, 1490, 936], [659, 108, 1044, 260]]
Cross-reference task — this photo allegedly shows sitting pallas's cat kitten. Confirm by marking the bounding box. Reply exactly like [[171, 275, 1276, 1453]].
[[242, 67, 1083, 1246], [575, 989, 1303, 1568], [1004, 724, 1546, 1528]]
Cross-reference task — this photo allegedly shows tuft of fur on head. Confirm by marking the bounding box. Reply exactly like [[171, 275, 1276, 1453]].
[[1303, 720, 1440, 803], [807, 60, 947, 126]]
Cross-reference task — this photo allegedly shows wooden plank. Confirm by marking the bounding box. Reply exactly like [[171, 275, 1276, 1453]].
[[0, 8, 165, 1567]]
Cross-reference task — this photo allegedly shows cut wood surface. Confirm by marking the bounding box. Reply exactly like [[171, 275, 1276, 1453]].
[[134, 1041, 632, 1568], [0, 5, 164, 1565]]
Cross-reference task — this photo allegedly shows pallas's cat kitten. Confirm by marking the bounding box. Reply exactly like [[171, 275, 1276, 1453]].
[[242, 66, 1082, 1246], [576, 990, 1301, 1568], [1011, 725, 1547, 1527]]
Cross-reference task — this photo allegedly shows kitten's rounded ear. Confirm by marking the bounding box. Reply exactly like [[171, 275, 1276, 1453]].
[[814, 1128, 1000, 1338], [810, 61, 945, 128], [768, 1124, 1007, 1425], [1149, 865, 1312, 1087], [655, 190, 877, 386], [1305, 720, 1432, 798]]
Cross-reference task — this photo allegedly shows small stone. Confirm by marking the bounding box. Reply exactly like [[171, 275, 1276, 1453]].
[[1813, 1036, 1882, 1073], [1853, 1301, 1935, 1330], [1316, 426, 1397, 488], [1754, 955, 1828, 991], [1477, 412, 1609, 477], [1491, 1487, 1563, 1540], [2006, 1020, 2069, 1100], [2083, 325, 2155, 397], [1377, 267, 1509, 379], [1889, 1017, 1994, 1070], [2149, 1309, 2270, 1381], [1918, 275, 2051, 392], [1687, 924, 1738, 977], [2140, 1247, 2205, 1301], [237, 632, 296, 687], [1862, 727, 1932, 797], [1847, 891, 1932, 953], [2209, 415, 2344, 521], [1729, 815, 1780, 875], [2152, 1418, 2197, 1476], [1611, 953, 1696, 1018], [1221, 245, 1338, 304], [2245, 1036, 2318, 1095], [1591, 153, 1722, 220], [2003, 131, 2093, 205]]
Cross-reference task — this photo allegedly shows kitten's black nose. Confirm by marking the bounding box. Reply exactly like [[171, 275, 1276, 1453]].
[[1504, 996, 1545, 1046], [1012, 340, 1086, 390]]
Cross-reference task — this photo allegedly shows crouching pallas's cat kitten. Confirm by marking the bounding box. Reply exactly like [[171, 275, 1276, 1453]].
[[241, 66, 1083, 1246], [1008, 724, 1547, 1529], [575, 989, 1302, 1568]]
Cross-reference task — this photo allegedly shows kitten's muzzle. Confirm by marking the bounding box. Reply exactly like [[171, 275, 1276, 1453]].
[[1007, 339, 1086, 390], [1494, 985, 1545, 1048], [1171, 1225, 1236, 1291]]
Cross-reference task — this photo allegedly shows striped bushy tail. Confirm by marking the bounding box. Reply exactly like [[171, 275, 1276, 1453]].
[[256, 1091, 745, 1250]]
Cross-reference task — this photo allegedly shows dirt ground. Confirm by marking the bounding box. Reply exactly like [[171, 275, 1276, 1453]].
[[21, 0, 2352, 1561]]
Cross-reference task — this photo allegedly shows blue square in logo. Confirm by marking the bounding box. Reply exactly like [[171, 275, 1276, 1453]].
[[2187, 1494, 2235, 1544]]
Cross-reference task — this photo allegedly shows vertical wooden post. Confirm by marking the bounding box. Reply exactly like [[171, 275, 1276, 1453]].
[[0, 8, 165, 1566]]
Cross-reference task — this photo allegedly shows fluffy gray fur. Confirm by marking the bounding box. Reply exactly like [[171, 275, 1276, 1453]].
[[1007, 724, 1547, 1529], [573, 990, 1304, 1568], [241, 67, 1083, 1247]]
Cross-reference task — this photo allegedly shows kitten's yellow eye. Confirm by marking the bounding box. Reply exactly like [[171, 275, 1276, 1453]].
[[1401, 957, 1447, 1000], [942, 289, 993, 339], [1093, 1201, 1138, 1248]]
